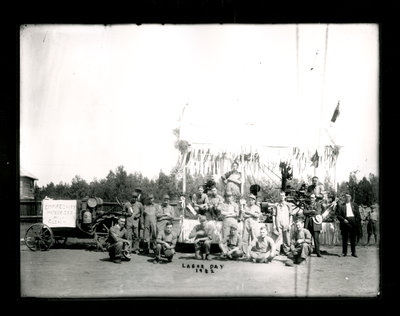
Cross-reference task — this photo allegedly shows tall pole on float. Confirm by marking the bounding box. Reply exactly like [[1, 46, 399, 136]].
[[182, 152, 187, 194], [315, 24, 329, 178], [241, 146, 245, 194], [178, 103, 188, 195]]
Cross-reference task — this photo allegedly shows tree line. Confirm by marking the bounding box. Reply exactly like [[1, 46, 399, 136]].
[[34, 165, 379, 206]]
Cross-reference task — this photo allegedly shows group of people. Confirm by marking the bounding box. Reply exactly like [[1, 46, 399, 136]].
[[105, 172, 378, 266], [106, 190, 180, 264], [358, 203, 379, 245]]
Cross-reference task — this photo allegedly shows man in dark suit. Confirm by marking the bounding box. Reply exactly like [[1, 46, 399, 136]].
[[303, 194, 323, 257], [336, 193, 361, 257]]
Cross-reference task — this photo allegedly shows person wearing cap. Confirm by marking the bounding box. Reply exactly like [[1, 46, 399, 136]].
[[285, 216, 312, 266], [189, 215, 214, 260], [123, 192, 144, 254], [303, 194, 323, 257], [142, 194, 161, 254], [192, 185, 209, 215], [219, 224, 244, 260], [221, 161, 242, 202], [366, 204, 378, 244], [336, 193, 361, 257], [241, 193, 261, 258], [154, 221, 177, 263], [271, 191, 293, 256], [220, 190, 240, 240], [156, 194, 176, 234], [249, 226, 276, 263], [306, 176, 324, 200], [208, 186, 224, 221], [106, 217, 130, 264], [134, 188, 145, 205]]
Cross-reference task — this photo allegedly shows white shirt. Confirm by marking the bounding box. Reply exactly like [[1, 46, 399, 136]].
[[345, 203, 354, 217], [274, 202, 291, 226]]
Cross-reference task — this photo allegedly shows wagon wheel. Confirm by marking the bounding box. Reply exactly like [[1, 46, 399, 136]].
[[93, 215, 119, 252], [122, 241, 131, 261], [24, 223, 54, 251]]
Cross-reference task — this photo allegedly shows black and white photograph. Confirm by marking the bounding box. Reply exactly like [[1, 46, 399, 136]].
[[19, 23, 379, 298]]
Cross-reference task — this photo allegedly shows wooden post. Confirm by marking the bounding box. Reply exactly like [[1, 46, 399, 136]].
[[241, 148, 245, 194], [182, 152, 187, 194], [333, 162, 337, 194]]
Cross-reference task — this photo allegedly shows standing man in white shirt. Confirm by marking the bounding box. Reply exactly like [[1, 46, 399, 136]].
[[241, 194, 262, 258], [220, 191, 240, 240], [272, 191, 293, 256], [336, 193, 361, 257]]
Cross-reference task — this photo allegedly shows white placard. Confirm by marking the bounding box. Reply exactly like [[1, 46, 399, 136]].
[[42, 200, 77, 228]]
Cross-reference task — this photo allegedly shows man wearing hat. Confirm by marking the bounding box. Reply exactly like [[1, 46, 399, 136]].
[[134, 188, 145, 204], [156, 194, 176, 234], [208, 186, 224, 221], [219, 224, 244, 260], [123, 192, 144, 254], [142, 194, 161, 254], [220, 190, 240, 241], [366, 203, 378, 244], [241, 194, 261, 258], [336, 193, 361, 257], [189, 215, 214, 260], [272, 191, 293, 256], [303, 194, 323, 257]]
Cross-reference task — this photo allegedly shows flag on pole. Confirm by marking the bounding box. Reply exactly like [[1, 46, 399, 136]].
[[330, 101, 340, 123], [310, 150, 319, 168]]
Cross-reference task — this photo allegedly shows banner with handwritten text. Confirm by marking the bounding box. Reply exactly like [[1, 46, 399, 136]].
[[42, 200, 77, 228]]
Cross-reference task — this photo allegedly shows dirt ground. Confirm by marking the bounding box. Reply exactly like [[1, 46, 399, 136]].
[[19, 236, 380, 298]]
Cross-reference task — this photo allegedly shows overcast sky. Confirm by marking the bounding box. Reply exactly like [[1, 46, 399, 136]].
[[20, 24, 379, 187]]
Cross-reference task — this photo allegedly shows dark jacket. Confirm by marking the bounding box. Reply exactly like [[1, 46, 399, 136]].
[[336, 202, 361, 231], [303, 201, 323, 232]]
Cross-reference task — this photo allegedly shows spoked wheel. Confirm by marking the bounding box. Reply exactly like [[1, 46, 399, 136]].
[[24, 223, 54, 251], [122, 241, 131, 261], [92, 215, 119, 251]]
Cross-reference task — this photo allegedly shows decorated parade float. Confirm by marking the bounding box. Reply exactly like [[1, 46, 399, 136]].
[[172, 81, 343, 247]]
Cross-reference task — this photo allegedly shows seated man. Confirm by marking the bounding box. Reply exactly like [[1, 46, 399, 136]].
[[192, 185, 209, 215], [106, 217, 131, 264], [156, 194, 176, 233], [154, 221, 177, 264], [285, 216, 312, 266], [189, 215, 213, 260], [208, 186, 224, 221], [219, 224, 244, 260], [250, 226, 276, 263]]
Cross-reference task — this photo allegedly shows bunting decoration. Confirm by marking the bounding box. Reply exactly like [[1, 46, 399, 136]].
[[175, 141, 341, 186]]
